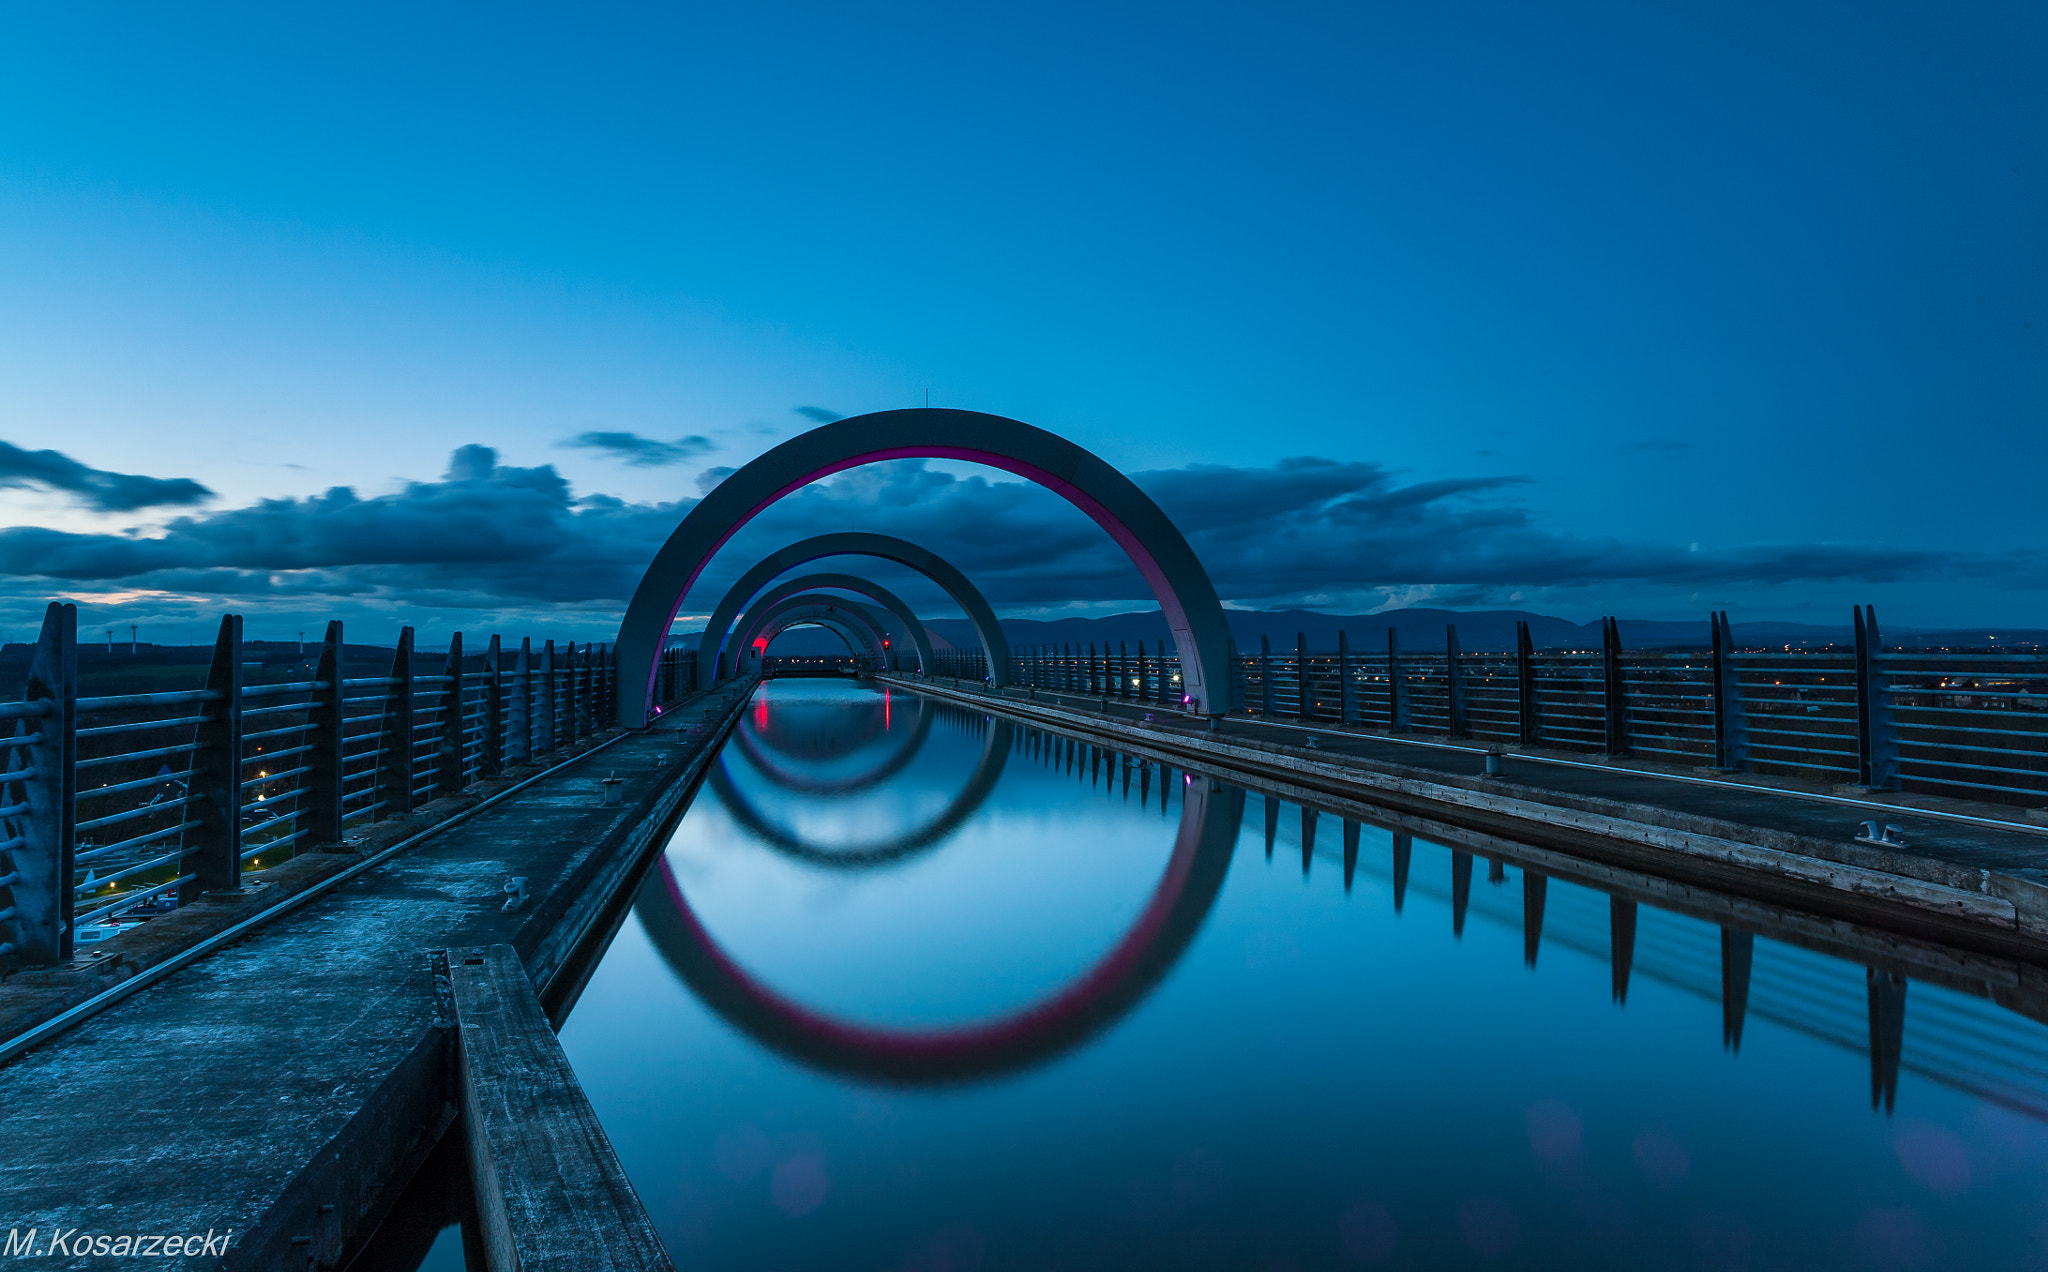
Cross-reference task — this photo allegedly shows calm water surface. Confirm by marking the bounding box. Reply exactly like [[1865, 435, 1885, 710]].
[[535, 679, 2048, 1270]]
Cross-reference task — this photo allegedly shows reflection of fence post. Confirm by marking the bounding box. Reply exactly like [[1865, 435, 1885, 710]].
[[379, 627, 416, 817], [1, 601, 77, 966], [308, 620, 346, 848], [1711, 612, 1749, 772], [1260, 635, 1274, 717], [435, 633, 466, 798], [1338, 630, 1356, 724], [1388, 627, 1410, 733], [1516, 620, 1539, 746], [1602, 616, 1629, 756], [1867, 967, 1906, 1112], [185, 613, 244, 901], [1854, 606, 1900, 790], [1445, 625, 1468, 738]]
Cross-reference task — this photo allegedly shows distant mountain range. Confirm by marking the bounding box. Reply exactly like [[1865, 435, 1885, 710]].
[[732, 607, 2048, 656]]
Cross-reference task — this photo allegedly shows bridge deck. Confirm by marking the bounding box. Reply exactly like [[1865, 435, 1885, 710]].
[[0, 681, 751, 1269], [891, 675, 2048, 959]]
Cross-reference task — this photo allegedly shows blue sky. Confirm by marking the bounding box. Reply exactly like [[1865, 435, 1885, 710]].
[[0, 2, 2041, 644]]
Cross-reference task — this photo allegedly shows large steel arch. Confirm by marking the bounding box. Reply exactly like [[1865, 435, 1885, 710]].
[[692, 533, 1007, 691], [733, 574, 934, 674], [742, 596, 889, 673], [751, 598, 891, 667], [618, 408, 1232, 722]]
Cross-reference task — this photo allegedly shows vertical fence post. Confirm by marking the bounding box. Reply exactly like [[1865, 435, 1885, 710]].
[[308, 620, 346, 848], [1294, 632, 1310, 720], [578, 642, 591, 738], [569, 642, 585, 745], [482, 635, 504, 779], [1259, 635, 1274, 717], [1337, 630, 1356, 725], [1602, 616, 1629, 756], [379, 627, 416, 817], [540, 640, 558, 753], [435, 633, 466, 798], [511, 639, 533, 765], [185, 613, 244, 901], [1854, 606, 1900, 790], [1388, 627, 1410, 733], [1445, 625, 1468, 738], [1, 601, 77, 965], [1516, 620, 1538, 746], [1711, 611, 1749, 772]]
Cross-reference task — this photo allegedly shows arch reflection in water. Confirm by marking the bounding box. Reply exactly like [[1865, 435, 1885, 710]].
[[563, 683, 2048, 1270], [635, 690, 1243, 1084], [729, 691, 936, 796], [706, 704, 1013, 870]]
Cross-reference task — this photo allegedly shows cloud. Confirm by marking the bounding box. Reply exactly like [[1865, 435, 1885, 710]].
[[794, 407, 844, 423], [561, 431, 714, 467], [0, 446, 2032, 641], [0, 440, 213, 512]]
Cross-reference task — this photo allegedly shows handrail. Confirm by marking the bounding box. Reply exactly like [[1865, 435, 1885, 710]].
[[1, 609, 688, 966]]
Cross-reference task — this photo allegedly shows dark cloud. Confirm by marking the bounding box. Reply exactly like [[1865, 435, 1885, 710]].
[[561, 431, 713, 467], [0, 440, 213, 512], [0, 447, 2029, 639], [794, 407, 844, 423]]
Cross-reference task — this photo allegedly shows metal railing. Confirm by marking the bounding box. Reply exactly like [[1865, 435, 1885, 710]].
[[997, 607, 2048, 811], [0, 603, 698, 967]]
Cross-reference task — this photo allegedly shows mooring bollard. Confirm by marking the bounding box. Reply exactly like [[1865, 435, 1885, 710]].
[[601, 772, 625, 805]]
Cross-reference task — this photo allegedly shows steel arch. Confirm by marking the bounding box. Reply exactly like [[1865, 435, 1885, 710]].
[[616, 408, 1232, 721]]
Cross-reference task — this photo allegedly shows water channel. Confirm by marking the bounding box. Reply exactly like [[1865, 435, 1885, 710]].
[[390, 678, 2048, 1270]]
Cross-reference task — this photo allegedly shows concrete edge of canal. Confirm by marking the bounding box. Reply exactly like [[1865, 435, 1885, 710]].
[[237, 679, 758, 1271], [0, 677, 758, 1272]]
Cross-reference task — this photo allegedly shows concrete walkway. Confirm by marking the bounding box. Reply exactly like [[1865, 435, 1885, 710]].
[[0, 680, 751, 1270]]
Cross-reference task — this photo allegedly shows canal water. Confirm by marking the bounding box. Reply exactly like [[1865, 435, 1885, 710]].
[[408, 678, 2048, 1270]]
